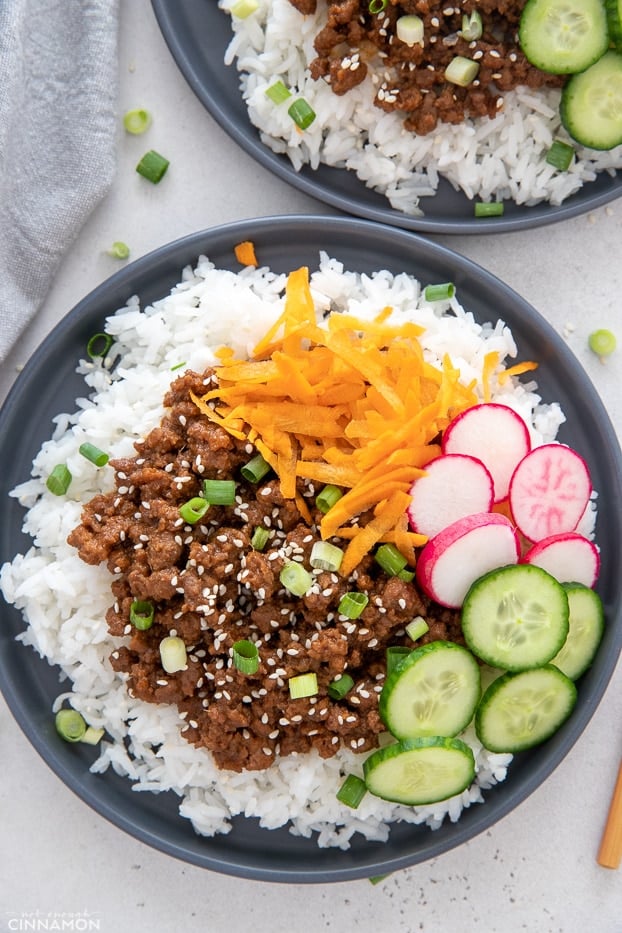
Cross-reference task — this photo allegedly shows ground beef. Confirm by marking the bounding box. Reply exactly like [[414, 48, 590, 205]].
[[298, 0, 563, 135], [68, 369, 463, 773]]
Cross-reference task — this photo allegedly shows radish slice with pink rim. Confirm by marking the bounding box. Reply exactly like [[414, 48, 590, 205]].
[[442, 402, 531, 503], [415, 512, 521, 609], [521, 532, 600, 588], [407, 453, 494, 539], [509, 443, 592, 543]]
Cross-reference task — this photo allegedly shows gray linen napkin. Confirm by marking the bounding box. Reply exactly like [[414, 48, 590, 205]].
[[0, 0, 119, 363]]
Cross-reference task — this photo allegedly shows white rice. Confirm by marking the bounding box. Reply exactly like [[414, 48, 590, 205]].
[[220, 0, 622, 215], [2, 252, 584, 846]]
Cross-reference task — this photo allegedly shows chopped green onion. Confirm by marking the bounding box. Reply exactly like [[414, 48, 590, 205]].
[[397, 568, 415, 582], [424, 282, 455, 302], [459, 10, 483, 40], [546, 140, 575, 171], [130, 600, 155, 630], [368, 0, 387, 11], [316, 484, 343, 514], [337, 591, 369, 619], [386, 645, 412, 676], [179, 496, 210, 524], [265, 80, 291, 104], [280, 561, 313, 597], [396, 15, 424, 46], [203, 478, 236, 505], [251, 526, 270, 551], [336, 773, 367, 808], [475, 201, 505, 217], [374, 543, 408, 576], [241, 453, 271, 483], [81, 726, 105, 745], [79, 443, 109, 467], [288, 672, 318, 699], [310, 540, 344, 572], [46, 464, 72, 496], [588, 329, 617, 358], [445, 56, 480, 87], [170, 361, 187, 371], [159, 635, 187, 673], [369, 874, 391, 885], [230, 0, 259, 17], [55, 708, 87, 743], [406, 616, 429, 642], [288, 98, 316, 130], [136, 149, 170, 184], [106, 241, 130, 260], [86, 332, 114, 359], [327, 673, 355, 700], [232, 639, 260, 675], [123, 108, 152, 135]]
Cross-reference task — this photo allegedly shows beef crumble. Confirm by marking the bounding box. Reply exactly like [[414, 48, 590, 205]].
[[68, 369, 462, 772], [289, 0, 563, 135]]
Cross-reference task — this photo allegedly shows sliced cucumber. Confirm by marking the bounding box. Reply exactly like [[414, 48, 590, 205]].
[[379, 641, 481, 740], [475, 665, 577, 753], [550, 584, 605, 680], [461, 564, 569, 672], [606, 0, 622, 50], [363, 736, 476, 806], [519, 0, 609, 74], [561, 51, 622, 150]]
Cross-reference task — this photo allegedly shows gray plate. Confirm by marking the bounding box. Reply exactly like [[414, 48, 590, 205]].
[[151, 0, 622, 234], [1, 216, 621, 882]]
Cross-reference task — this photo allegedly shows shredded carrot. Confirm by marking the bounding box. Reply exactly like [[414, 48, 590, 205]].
[[483, 350, 538, 394], [234, 240, 258, 267], [191, 266, 535, 573], [497, 360, 538, 384]]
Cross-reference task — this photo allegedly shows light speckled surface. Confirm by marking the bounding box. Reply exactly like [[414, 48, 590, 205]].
[[0, 2, 621, 930]]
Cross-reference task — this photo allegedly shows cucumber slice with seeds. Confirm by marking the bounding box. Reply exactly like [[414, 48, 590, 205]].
[[363, 736, 476, 806], [462, 564, 569, 672], [560, 52, 622, 151], [475, 666, 577, 753], [519, 0, 609, 74], [379, 641, 481, 740], [549, 583, 605, 680]]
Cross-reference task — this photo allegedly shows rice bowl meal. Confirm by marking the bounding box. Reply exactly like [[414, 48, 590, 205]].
[[220, 0, 622, 216], [0, 225, 608, 859]]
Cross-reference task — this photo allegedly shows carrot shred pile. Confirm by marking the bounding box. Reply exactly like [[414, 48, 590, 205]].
[[191, 266, 525, 575]]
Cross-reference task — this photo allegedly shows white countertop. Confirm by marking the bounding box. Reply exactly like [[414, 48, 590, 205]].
[[1, 2, 621, 930]]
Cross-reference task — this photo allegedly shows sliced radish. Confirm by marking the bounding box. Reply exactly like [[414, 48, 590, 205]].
[[415, 512, 521, 609], [509, 443, 592, 543], [442, 403, 531, 503], [521, 533, 600, 588], [407, 454, 494, 539]]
